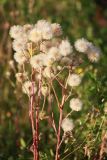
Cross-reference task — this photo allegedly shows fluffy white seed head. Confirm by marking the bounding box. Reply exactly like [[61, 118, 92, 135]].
[[22, 81, 37, 95], [30, 54, 45, 69], [28, 27, 42, 43], [74, 38, 91, 53], [9, 25, 23, 39], [87, 46, 101, 62], [47, 47, 61, 62], [70, 98, 82, 111], [44, 55, 55, 67], [51, 23, 62, 36], [43, 67, 54, 78], [61, 118, 74, 132], [40, 41, 52, 53], [12, 38, 27, 52], [14, 52, 29, 64], [43, 48, 60, 67], [59, 40, 72, 56], [36, 20, 53, 40], [67, 73, 81, 87]]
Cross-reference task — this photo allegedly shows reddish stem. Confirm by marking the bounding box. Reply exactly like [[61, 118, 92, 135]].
[[33, 69, 42, 160], [55, 81, 66, 160], [34, 106, 39, 160], [29, 81, 39, 160], [55, 107, 63, 160]]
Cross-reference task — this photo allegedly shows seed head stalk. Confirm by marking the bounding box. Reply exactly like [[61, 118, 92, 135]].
[[34, 68, 42, 160], [55, 71, 70, 160], [29, 69, 42, 160], [55, 107, 63, 160]]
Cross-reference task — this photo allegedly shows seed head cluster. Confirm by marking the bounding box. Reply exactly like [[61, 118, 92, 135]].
[[74, 38, 101, 62], [10, 20, 101, 134]]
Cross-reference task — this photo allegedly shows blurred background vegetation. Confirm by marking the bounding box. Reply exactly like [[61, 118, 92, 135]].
[[0, 0, 107, 159]]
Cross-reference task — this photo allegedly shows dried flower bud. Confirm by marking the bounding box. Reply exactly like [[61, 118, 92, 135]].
[[41, 85, 48, 96], [9, 60, 15, 69], [51, 23, 62, 36], [15, 72, 28, 82], [22, 81, 37, 95]]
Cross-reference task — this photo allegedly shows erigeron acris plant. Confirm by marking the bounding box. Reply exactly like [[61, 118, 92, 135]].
[[10, 20, 101, 160]]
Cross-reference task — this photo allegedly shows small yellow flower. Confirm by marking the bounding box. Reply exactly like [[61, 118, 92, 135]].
[[75, 67, 84, 74]]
